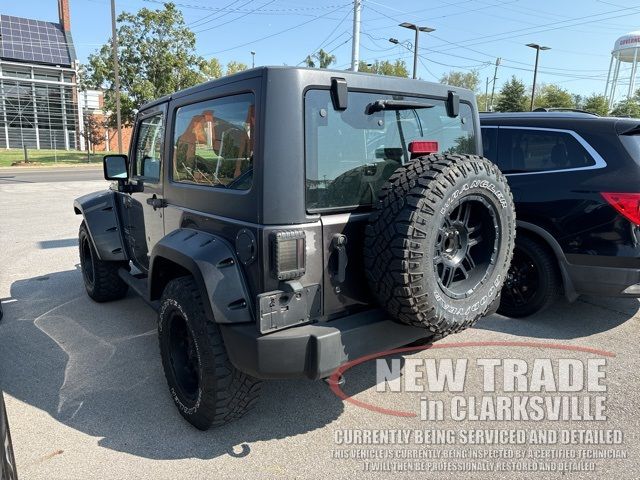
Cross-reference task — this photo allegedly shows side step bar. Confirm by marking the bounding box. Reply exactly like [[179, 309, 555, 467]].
[[117, 268, 160, 311]]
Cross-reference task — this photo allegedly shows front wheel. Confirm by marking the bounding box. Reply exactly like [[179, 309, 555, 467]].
[[498, 235, 560, 318], [78, 221, 129, 302], [158, 276, 261, 430]]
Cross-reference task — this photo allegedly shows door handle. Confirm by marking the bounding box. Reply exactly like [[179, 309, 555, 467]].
[[331, 234, 348, 284], [146, 195, 167, 210]]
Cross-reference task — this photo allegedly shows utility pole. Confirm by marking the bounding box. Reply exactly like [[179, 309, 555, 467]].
[[351, 0, 361, 71], [110, 0, 123, 153], [527, 43, 550, 111], [489, 57, 501, 111], [485, 77, 489, 111], [399, 22, 435, 80]]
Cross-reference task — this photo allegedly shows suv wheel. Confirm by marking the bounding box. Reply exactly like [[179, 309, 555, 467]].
[[498, 235, 560, 318], [78, 221, 129, 302], [365, 154, 515, 336], [158, 276, 261, 430]]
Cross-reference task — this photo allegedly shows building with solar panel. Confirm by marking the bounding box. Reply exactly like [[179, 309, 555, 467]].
[[0, 0, 83, 150]]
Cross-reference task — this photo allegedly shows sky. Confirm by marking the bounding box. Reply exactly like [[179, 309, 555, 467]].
[[3, 0, 640, 100]]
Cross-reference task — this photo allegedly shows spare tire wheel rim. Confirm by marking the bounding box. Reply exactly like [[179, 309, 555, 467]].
[[433, 194, 500, 300]]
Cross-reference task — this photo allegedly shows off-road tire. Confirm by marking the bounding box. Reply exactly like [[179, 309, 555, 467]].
[[364, 154, 516, 336], [78, 221, 129, 302], [158, 276, 261, 430], [498, 235, 560, 318]]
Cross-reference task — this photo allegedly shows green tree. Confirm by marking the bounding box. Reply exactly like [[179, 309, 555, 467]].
[[573, 94, 584, 110], [535, 84, 575, 109], [611, 97, 640, 117], [358, 60, 409, 78], [495, 76, 528, 112], [80, 113, 105, 159], [226, 61, 249, 75], [583, 94, 609, 116], [85, 2, 247, 126], [305, 49, 336, 69], [85, 3, 205, 125], [439, 70, 480, 92], [201, 58, 223, 80]]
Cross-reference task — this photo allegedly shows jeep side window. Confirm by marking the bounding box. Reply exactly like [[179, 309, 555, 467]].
[[305, 90, 476, 211], [172, 93, 254, 190], [497, 128, 595, 173], [134, 114, 164, 182]]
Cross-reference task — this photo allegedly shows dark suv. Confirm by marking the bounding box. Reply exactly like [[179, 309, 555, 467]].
[[481, 111, 640, 317], [74, 67, 515, 429]]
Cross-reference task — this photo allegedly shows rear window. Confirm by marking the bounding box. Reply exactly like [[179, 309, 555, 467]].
[[495, 128, 595, 173], [305, 90, 476, 211]]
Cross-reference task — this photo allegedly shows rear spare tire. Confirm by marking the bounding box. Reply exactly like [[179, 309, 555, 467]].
[[364, 154, 515, 336]]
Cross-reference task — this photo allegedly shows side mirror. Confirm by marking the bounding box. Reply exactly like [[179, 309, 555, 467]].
[[103, 154, 129, 180]]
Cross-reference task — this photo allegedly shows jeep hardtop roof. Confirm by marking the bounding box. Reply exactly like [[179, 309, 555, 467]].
[[138, 66, 477, 113]]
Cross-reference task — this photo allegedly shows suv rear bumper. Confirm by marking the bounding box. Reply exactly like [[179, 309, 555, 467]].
[[567, 263, 640, 297], [219, 309, 431, 380]]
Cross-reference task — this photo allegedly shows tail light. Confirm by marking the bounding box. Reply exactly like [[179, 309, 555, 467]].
[[601, 192, 640, 225], [271, 230, 306, 280]]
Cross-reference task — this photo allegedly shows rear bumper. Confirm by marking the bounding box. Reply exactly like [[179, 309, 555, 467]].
[[566, 262, 640, 297], [219, 309, 430, 380]]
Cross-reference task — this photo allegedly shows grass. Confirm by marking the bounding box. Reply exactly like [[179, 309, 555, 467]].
[[0, 149, 117, 167]]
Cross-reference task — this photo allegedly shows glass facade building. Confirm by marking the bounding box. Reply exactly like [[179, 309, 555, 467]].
[[0, 9, 81, 150]]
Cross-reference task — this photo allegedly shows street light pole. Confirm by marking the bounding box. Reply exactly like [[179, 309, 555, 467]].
[[527, 43, 550, 111], [110, 0, 122, 153], [250, 51, 256, 68], [399, 22, 435, 79]]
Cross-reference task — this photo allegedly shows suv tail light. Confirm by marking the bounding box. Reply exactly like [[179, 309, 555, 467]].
[[601, 192, 640, 225], [271, 230, 306, 280]]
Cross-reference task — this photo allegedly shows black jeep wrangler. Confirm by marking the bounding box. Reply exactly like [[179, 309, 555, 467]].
[[74, 67, 515, 430]]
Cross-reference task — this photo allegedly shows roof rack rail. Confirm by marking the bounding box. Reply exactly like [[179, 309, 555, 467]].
[[532, 107, 599, 116]]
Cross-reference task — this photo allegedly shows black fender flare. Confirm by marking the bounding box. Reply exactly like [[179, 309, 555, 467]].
[[516, 220, 578, 302], [149, 229, 253, 324], [73, 190, 128, 262]]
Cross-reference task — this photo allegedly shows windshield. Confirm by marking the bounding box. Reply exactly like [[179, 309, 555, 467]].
[[305, 89, 477, 211]]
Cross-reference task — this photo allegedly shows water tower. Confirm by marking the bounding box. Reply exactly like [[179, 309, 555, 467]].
[[605, 32, 640, 109]]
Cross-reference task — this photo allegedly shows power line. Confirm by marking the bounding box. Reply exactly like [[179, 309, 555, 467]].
[[193, 0, 278, 34], [144, 0, 350, 14], [299, 8, 353, 65], [202, 5, 349, 56], [187, 0, 249, 28]]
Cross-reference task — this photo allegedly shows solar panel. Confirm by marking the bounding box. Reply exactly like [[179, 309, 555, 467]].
[[0, 14, 73, 67]]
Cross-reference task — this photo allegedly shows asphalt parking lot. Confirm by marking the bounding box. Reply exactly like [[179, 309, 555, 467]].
[[0, 173, 638, 479]]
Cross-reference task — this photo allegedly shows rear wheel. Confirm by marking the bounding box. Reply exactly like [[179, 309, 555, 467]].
[[78, 221, 129, 302], [498, 235, 560, 318], [158, 276, 261, 430]]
